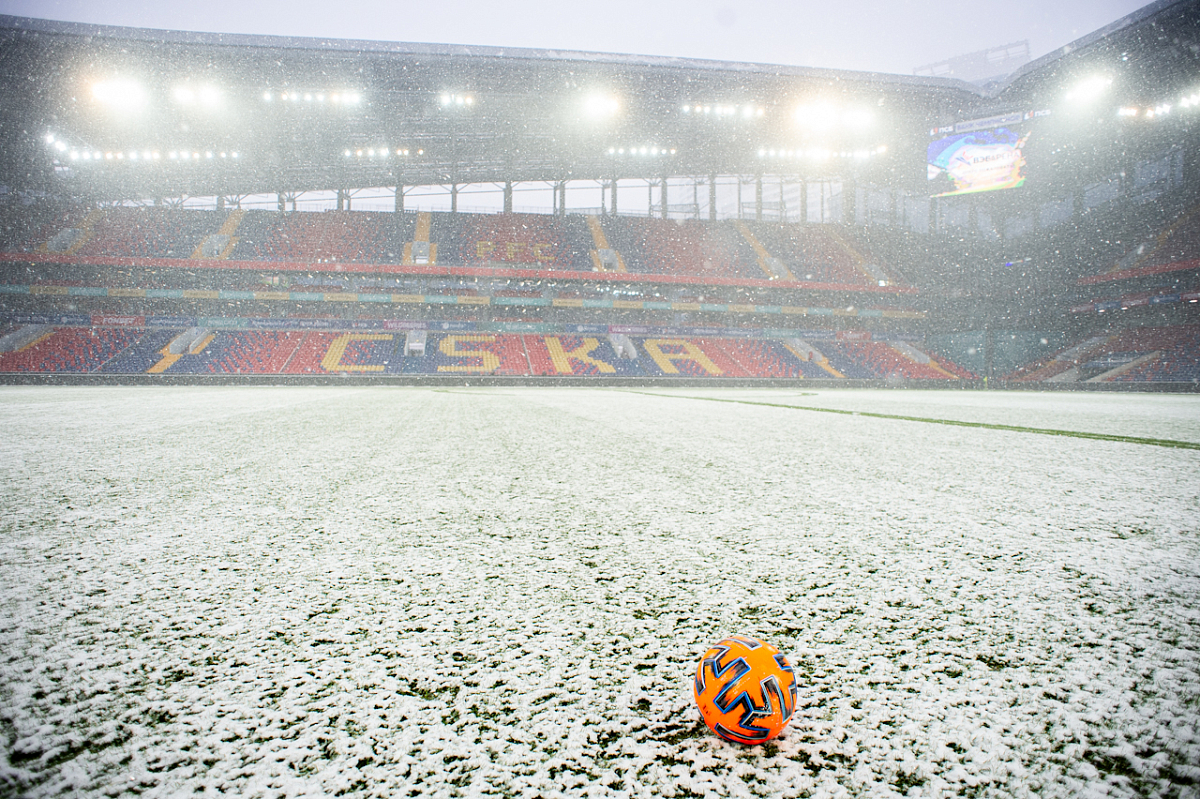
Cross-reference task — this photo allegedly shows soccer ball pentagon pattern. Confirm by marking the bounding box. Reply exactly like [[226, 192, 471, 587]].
[[694, 635, 798, 745]]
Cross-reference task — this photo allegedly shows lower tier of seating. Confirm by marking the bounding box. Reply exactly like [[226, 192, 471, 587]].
[[1006, 325, 1199, 383], [0, 326, 973, 379]]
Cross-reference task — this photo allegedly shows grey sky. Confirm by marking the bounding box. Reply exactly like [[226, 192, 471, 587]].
[[0, 0, 1152, 76]]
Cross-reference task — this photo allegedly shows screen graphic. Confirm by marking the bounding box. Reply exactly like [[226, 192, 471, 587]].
[[927, 126, 1029, 197]]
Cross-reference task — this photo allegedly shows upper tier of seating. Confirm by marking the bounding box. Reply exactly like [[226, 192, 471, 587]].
[[230, 210, 413, 264], [4, 207, 897, 287], [431, 212, 594, 271], [1094, 205, 1200, 280], [602, 217, 762, 280], [749, 223, 878, 284]]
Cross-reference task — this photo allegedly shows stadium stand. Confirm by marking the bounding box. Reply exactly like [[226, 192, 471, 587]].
[[98, 329, 180, 373], [228, 210, 413, 264], [182, 331, 306, 374], [705, 338, 807, 378], [1002, 325, 1200, 383], [1093, 205, 1200, 280], [1114, 328, 1200, 382], [600, 217, 761, 279], [0, 326, 138, 372], [748, 224, 882, 286], [434, 212, 594, 271], [816, 343, 878, 379], [73, 208, 219, 259], [0, 321, 983, 380], [834, 341, 958, 380]]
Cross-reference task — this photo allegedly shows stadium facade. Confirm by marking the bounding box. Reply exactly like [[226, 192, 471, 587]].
[[0, 1, 1197, 385]]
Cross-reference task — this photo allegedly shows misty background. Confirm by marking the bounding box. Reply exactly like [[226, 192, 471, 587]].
[[0, 0, 1152, 77]]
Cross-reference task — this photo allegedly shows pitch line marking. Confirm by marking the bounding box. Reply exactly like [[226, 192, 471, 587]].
[[621, 391, 1200, 450]]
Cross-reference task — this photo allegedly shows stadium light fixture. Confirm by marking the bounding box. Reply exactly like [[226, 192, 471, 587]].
[[440, 93, 474, 108], [583, 93, 621, 119], [795, 102, 839, 131], [92, 79, 147, 111], [1065, 76, 1112, 103]]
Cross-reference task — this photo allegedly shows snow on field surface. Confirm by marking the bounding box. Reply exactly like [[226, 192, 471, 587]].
[[0, 386, 1197, 799]]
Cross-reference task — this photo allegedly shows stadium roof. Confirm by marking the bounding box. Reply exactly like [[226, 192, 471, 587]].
[[1, 0, 1197, 203]]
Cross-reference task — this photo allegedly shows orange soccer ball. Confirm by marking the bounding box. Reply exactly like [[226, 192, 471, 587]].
[[693, 635, 798, 745]]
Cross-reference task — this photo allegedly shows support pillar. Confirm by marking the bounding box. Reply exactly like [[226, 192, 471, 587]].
[[451, 184, 458, 213], [217, 196, 225, 212], [395, 185, 404, 213], [661, 177, 668, 219], [277, 192, 286, 212], [504, 181, 513, 213], [800, 180, 807, 224], [610, 179, 618, 216], [755, 175, 763, 222], [709, 174, 717, 221]]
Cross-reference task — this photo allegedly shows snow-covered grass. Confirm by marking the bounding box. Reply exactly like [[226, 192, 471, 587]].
[[0, 386, 1197, 798]]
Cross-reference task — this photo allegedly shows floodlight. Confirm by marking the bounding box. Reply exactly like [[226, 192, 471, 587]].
[[92, 79, 147, 110], [795, 102, 838, 131], [1066, 76, 1112, 103], [263, 91, 272, 101], [583, 93, 621, 119], [174, 86, 196, 104], [44, 133, 55, 145]]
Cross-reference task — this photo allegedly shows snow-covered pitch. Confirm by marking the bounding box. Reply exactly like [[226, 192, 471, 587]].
[[1, 387, 1198, 799]]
